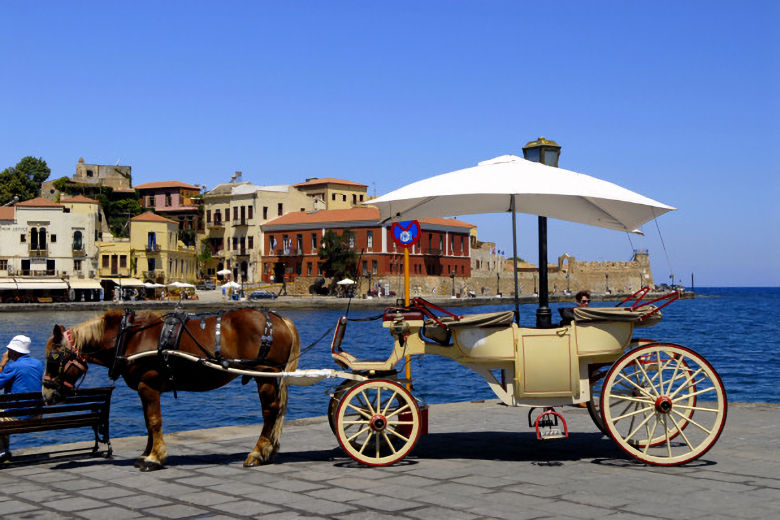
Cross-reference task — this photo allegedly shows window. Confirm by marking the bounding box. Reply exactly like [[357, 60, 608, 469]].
[[307, 263, 312, 276], [51, 234, 56, 243], [331, 193, 336, 201], [371, 260, 377, 275], [214, 209, 221, 224], [73, 231, 83, 251], [120, 255, 127, 268], [360, 195, 364, 202], [352, 194, 357, 204], [233, 207, 238, 220], [20, 234, 26, 243], [263, 206, 268, 219], [461, 236, 464, 253], [225, 207, 230, 221], [86, 169, 94, 177], [248, 206, 253, 219], [349, 235, 355, 249], [165, 193, 172, 207], [367, 231, 373, 250], [232, 237, 238, 250], [148, 195, 154, 207], [311, 233, 317, 250], [342, 194, 346, 202], [277, 203, 283, 216], [362, 260, 367, 274], [102, 255, 110, 268], [74, 259, 82, 271], [0, 259, 7, 271], [206, 210, 211, 223], [248, 236, 254, 249], [296, 234, 303, 253]]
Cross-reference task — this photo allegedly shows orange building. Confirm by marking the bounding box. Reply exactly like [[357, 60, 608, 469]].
[[261, 207, 473, 282]]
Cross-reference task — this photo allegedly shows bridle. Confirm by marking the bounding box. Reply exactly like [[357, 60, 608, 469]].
[[43, 327, 90, 393]]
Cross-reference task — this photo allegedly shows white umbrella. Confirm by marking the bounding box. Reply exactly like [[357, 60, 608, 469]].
[[144, 282, 165, 289], [216, 269, 232, 276], [168, 281, 195, 288], [221, 281, 241, 289], [370, 154, 675, 326], [337, 278, 356, 285]]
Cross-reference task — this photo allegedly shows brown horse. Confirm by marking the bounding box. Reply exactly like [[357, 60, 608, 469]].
[[42, 308, 300, 471]]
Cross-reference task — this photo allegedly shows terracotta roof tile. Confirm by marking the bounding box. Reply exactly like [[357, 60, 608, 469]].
[[15, 197, 64, 208], [130, 211, 177, 224], [0, 207, 14, 220], [293, 177, 368, 189], [61, 194, 99, 204], [134, 181, 200, 190]]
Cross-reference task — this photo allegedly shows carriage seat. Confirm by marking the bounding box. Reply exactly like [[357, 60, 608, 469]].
[[570, 306, 662, 328], [421, 311, 515, 346]]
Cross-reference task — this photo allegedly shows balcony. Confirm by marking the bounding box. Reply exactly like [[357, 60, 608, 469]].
[[146, 244, 161, 253], [19, 269, 56, 276], [233, 219, 248, 227], [143, 270, 164, 280], [72, 248, 86, 257], [210, 220, 224, 230], [425, 248, 443, 255], [235, 248, 249, 257], [28, 248, 48, 257]]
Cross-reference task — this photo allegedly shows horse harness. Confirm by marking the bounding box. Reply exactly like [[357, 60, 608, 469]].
[[108, 308, 283, 384]]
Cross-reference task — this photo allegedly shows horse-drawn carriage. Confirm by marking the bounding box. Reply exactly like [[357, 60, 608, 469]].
[[327, 290, 726, 467]]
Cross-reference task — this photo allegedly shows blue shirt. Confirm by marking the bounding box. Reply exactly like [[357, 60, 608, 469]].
[[0, 355, 44, 394]]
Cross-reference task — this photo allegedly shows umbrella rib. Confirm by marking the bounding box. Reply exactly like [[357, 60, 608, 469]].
[[580, 196, 631, 232], [379, 197, 439, 224]]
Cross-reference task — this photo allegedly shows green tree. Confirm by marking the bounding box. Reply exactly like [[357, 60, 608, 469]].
[[318, 229, 358, 293], [100, 197, 143, 237], [0, 156, 51, 205], [196, 238, 213, 278]]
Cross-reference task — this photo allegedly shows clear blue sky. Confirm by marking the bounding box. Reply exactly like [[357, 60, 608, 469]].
[[2, 1, 777, 286]]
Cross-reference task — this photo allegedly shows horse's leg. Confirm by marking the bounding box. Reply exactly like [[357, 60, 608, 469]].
[[244, 378, 285, 467], [136, 382, 168, 471], [135, 396, 155, 469]]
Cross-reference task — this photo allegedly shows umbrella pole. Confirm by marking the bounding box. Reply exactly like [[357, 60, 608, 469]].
[[511, 197, 520, 324], [536, 216, 553, 328]]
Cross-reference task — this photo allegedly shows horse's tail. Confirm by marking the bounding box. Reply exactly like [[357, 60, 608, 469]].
[[269, 317, 301, 445]]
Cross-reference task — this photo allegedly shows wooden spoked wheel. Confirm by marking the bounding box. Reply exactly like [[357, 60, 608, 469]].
[[601, 343, 727, 465], [586, 364, 610, 435], [334, 379, 421, 466], [328, 380, 354, 435]]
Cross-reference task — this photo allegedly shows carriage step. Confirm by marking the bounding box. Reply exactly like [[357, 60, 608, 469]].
[[528, 407, 569, 440]]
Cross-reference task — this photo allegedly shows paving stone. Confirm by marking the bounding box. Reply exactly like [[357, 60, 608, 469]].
[[111, 494, 173, 508], [0, 499, 38, 514], [402, 506, 480, 520], [41, 496, 107, 512], [210, 499, 280, 516], [173, 475, 226, 487], [73, 505, 144, 520], [288, 496, 356, 515], [5, 510, 73, 520], [145, 503, 210, 518], [265, 478, 325, 492], [84, 486, 138, 500], [345, 494, 424, 513], [177, 490, 237, 506]]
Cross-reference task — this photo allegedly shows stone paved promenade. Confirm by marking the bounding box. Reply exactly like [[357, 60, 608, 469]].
[[1, 401, 778, 519]]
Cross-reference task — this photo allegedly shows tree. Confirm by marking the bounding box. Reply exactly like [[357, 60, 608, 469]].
[[318, 229, 358, 293], [0, 156, 51, 205], [196, 238, 213, 278]]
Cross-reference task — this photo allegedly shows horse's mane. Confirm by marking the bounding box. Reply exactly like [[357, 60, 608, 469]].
[[69, 310, 161, 349]]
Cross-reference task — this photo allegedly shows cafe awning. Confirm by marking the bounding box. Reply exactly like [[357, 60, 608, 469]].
[[103, 278, 146, 288], [67, 279, 103, 290], [14, 279, 69, 290], [0, 279, 18, 290]]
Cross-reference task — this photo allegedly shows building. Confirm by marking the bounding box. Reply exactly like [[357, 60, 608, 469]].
[[97, 212, 197, 287], [261, 207, 473, 294], [292, 178, 368, 210], [202, 180, 316, 283], [0, 196, 103, 301], [41, 158, 134, 200], [135, 180, 203, 232]]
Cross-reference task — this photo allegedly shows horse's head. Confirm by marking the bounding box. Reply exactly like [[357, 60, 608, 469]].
[[43, 324, 89, 404]]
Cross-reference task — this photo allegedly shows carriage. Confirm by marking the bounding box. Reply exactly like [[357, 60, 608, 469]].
[[326, 289, 727, 467]]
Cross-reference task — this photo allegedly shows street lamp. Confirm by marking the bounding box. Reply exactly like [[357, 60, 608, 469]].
[[523, 137, 561, 328]]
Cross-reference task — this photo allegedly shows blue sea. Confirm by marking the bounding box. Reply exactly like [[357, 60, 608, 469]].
[[3, 287, 778, 450]]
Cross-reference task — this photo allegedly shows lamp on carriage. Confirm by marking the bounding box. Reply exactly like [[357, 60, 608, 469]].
[[522, 137, 561, 328]]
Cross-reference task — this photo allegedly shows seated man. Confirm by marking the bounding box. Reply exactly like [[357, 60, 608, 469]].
[[559, 290, 591, 325], [0, 335, 44, 463]]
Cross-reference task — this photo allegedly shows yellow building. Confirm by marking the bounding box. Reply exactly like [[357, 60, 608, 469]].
[[293, 177, 368, 210], [97, 212, 197, 284]]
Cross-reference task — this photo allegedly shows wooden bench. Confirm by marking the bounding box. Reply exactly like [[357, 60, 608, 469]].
[[0, 387, 113, 458], [36, 297, 53, 303]]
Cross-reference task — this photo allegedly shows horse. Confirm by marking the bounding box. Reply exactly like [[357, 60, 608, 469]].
[[42, 307, 300, 471]]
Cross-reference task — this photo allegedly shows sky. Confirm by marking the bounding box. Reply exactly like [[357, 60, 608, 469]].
[[1, 1, 778, 286]]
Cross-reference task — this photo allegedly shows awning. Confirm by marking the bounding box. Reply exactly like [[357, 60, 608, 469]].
[[14, 279, 69, 290], [0, 279, 18, 290], [67, 279, 103, 290], [102, 278, 145, 288]]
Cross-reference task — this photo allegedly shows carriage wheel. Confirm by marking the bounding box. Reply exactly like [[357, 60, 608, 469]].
[[601, 344, 727, 465], [586, 364, 610, 435], [328, 380, 354, 436], [334, 379, 421, 466]]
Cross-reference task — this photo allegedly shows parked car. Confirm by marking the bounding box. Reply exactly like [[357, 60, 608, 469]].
[[195, 280, 216, 290], [249, 290, 278, 300]]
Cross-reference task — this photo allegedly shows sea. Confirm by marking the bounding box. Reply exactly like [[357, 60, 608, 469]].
[[3, 287, 778, 450]]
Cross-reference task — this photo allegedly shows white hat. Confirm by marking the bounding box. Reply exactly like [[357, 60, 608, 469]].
[[6, 335, 31, 354]]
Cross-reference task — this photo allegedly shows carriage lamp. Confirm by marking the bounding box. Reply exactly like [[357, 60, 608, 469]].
[[523, 137, 562, 328]]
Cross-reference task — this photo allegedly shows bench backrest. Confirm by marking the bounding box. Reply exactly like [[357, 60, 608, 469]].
[[0, 387, 113, 435]]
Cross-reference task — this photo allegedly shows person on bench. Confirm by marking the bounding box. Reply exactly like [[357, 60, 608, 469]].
[[559, 290, 591, 326], [0, 335, 44, 463]]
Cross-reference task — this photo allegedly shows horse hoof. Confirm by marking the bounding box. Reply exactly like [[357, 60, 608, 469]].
[[134, 457, 145, 469], [140, 461, 163, 472]]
